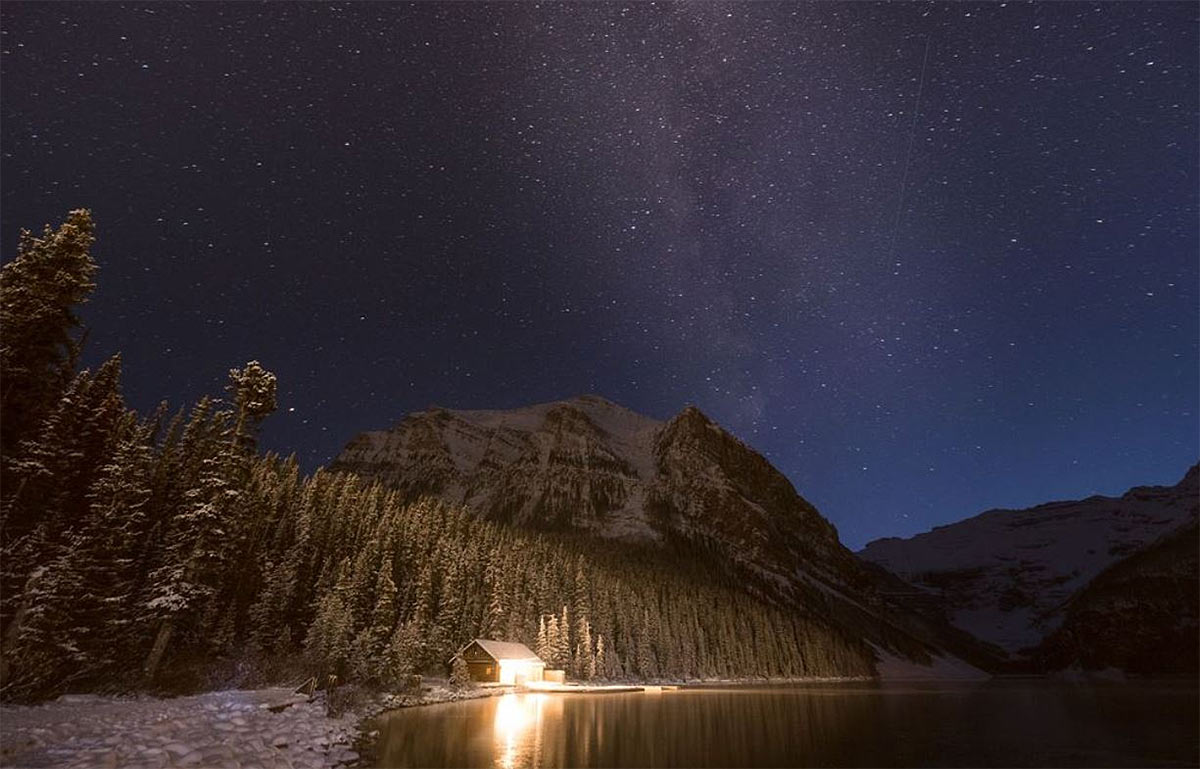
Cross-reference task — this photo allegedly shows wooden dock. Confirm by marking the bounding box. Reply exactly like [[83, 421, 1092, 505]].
[[520, 683, 644, 694]]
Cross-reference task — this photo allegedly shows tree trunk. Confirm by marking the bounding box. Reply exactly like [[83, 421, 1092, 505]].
[[143, 620, 174, 683], [0, 569, 41, 687]]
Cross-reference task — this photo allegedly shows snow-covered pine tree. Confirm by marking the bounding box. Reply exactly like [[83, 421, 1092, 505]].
[[535, 614, 549, 661], [225, 360, 277, 453], [545, 614, 560, 669], [0, 354, 127, 678], [571, 559, 592, 678], [574, 618, 594, 680], [74, 415, 156, 667], [140, 361, 276, 682], [3, 355, 124, 543], [556, 605, 571, 670], [0, 209, 97, 464], [410, 560, 436, 627], [0, 368, 94, 631], [594, 634, 606, 680], [636, 608, 658, 679], [449, 655, 471, 688], [384, 618, 425, 681], [606, 643, 624, 680], [1, 411, 156, 698], [304, 563, 356, 677], [348, 567, 399, 684], [249, 556, 292, 652], [346, 543, 381, 629], [432, 553, 466, 664], [481, 551, 505, 639], [371, 568, 399, 646]]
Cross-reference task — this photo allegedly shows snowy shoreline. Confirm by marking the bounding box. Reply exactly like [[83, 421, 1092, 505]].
[[0, 688, 360, 769]]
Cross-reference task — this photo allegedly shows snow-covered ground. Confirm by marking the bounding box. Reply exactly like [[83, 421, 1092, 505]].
[[362, 680, 511, 717], [0, 689, 358, 769], [871, 646, 990, 682]]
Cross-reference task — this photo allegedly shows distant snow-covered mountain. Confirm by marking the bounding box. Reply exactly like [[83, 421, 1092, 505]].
[[858, 465, 1199, 658]]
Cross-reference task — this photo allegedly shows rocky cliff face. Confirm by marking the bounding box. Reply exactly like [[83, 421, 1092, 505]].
[[332, 395, 851, 588], [858, 465, 1199, 661]]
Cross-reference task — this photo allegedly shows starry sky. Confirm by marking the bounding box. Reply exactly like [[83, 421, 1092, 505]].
[[2, 2, 1196, 549]]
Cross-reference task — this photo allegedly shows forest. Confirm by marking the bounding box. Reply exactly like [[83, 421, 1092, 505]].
[[0, 210, 874, 702]]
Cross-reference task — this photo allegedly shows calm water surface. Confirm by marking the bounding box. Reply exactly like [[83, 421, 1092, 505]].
[[371, 681, 1198, 768]]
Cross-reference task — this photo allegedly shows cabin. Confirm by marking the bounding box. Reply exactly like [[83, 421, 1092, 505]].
[[450, 639, 546, 684]]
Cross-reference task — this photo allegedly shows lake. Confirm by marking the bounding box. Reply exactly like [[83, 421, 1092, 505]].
[[370, 680, 1199, 768]]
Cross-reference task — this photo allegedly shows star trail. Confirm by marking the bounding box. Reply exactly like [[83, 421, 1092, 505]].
[[2, 2, 1195, 548]]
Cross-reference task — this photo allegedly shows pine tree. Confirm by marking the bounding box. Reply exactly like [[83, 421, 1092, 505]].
[[3, 356, 124, 541], [385, 618, 425, 680], [574, 618, 594, 680], [481, 553, 505, 639], [545, 614, 561, 669], [556, 605, 571, 670], [636, 609, 657, 679], [0, 209, 97, 460], [371, 568, 399, 644], [305, 567, 356, 678], [226, 360, 277, 452], [0, 370, 93, 630], [449, 656, 471, 688], [571, 560, 593, 678], [594, 634, 607, 680], [0, 355, 127, 660], [250, 545, 303, 654], [141, 361, 276, 681], [535, 614, 549, 661], [346, 544, 380, 629], [0, 412, 156, 698]]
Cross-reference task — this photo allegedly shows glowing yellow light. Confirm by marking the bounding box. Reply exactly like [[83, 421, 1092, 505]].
[[522, 679, 565, 691], [497, 659, 544, 685], [493, 694, 544, 769]]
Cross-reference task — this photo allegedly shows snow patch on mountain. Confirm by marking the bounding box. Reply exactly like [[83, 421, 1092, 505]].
[[871, 645, 990, 681], [449, 394, 664, 485], [334, 396, 657, 540], [858, 465, 1198, 654]]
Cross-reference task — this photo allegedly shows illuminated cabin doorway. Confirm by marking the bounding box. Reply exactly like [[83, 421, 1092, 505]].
[[451, 639, 546, 684]]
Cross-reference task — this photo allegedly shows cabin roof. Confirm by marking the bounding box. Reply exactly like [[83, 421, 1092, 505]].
[[453, 638, 543, 664]]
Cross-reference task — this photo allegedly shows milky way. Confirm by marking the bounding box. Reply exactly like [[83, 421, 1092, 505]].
[[2, 2, 1195, 548]]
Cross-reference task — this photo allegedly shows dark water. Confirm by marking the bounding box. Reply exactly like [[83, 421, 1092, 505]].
[[370, 680, 1199, 768]]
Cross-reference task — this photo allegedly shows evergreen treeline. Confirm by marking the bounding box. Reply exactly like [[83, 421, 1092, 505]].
[[0, 211, 873, 702]]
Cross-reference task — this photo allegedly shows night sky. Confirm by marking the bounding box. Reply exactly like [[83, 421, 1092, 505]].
[[2, 2, 1196, 549]]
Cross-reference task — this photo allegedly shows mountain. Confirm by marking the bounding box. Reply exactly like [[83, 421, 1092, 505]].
[[332, 395, 854, 589], [331, 395, 999, 674], [858, 465, 1198, 666], [1034, 521, 1198, 675]]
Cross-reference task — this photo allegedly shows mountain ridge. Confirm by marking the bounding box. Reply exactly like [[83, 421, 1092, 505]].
[[331, 394, 1004, 675], [857, 463, 1198, 661], [331, 394, 848, 583]]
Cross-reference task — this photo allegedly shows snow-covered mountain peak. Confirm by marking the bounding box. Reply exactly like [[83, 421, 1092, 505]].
[[418, 393, 663, 440]]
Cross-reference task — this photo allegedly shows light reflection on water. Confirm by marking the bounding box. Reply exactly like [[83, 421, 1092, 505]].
[[371, 681, 1199, 768], [492, 693, 552, 769]]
